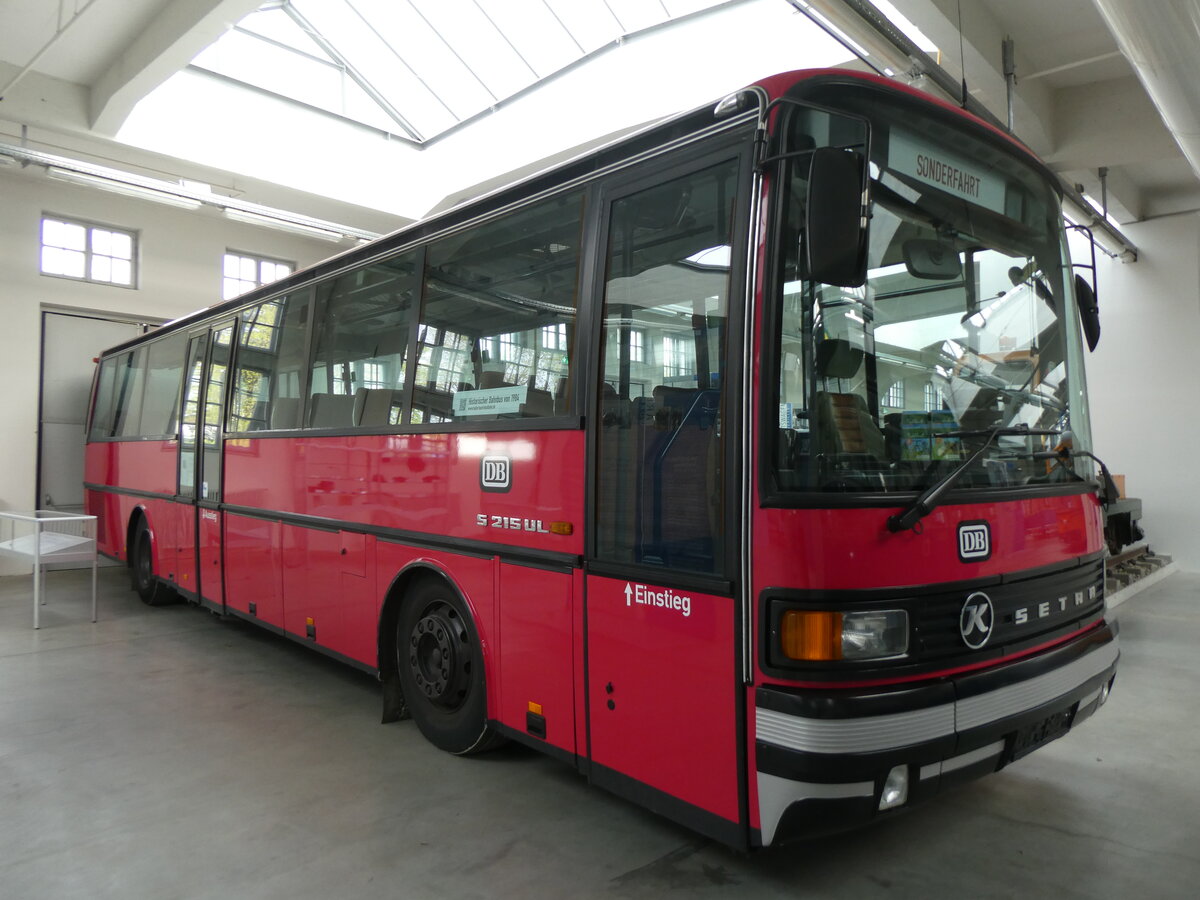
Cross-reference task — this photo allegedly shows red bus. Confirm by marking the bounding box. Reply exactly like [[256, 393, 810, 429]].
[[85, 68, 1118, 848]]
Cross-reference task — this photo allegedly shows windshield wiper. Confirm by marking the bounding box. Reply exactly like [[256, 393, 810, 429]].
[[1030, 447, 1120, 506], [886, 424, 1060, 533]]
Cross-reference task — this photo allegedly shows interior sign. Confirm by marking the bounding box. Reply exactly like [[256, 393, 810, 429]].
[[454, 384, 527, 417], [890, 131, 1006, 214]]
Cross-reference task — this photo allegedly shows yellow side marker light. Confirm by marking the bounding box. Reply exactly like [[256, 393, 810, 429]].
[[528, 701, 543, 716], [549, 521, 573, 535], [781, 610, 843, 661]]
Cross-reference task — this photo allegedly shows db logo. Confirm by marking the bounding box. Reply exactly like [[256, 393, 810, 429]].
[[481, 456, 511, 492], [958, 521, 991, 562]]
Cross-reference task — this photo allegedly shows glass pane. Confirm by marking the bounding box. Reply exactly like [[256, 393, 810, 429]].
[[137, 332, 188, 437], [179, 336, 207, 498], [44, 219, 86, 251], [42, 246, 86, 278], [89, 357, 119, 439], [91, 229, 112, 256], [110, 231, 133, 259], [309, 253, 419, 428], [223, 277, 254, 300], [413, 192, 584, 424], [769, 96, 1085, 495], [595, 160, 739, 574], [223, 254, 242, 278], [110, 258, 133, 285], [230, 291, 312, 432], [201, 324, 234, 499], [114, 348, 148, 438], [90, 255, 113, 283]]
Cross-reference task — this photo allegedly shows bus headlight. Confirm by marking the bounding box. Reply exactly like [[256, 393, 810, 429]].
[[780, 609, 909, 662]]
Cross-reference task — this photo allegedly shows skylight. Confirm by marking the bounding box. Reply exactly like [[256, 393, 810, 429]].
[[193, 0, 737, 143]]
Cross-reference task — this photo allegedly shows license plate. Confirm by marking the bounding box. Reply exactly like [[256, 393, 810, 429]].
[[1008, 706, 1076, 762]]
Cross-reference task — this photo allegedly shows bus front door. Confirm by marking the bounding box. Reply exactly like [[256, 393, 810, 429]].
[[585, 151, 747, 845]]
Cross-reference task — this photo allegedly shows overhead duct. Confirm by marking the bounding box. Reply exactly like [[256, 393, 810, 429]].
[[1092, 0, 1200, 184]]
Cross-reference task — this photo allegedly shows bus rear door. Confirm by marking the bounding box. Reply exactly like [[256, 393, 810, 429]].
[[177, 319, 234, 607]]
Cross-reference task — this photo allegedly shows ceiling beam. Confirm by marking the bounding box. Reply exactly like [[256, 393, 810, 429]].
[[886, 0, 1056, 156], [89, 0, 262, 136]]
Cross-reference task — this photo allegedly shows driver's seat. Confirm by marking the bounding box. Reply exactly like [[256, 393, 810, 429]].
[[812, 339, 886, 458]]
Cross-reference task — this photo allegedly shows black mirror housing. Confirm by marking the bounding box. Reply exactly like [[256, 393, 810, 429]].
[[805, 147, 868, 287], [1075, 272, 1100, 351], [903, 238, 962, 280]]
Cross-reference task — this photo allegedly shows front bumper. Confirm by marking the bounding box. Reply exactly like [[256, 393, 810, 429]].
[[753, 621, 1119, 846]]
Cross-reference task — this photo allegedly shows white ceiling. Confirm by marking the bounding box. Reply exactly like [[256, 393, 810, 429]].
[[1, 0, 1196, 233]]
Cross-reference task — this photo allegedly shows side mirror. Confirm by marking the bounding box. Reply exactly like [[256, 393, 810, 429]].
[[806, 147, 868, 287], [1075, 272, 1100, 351]]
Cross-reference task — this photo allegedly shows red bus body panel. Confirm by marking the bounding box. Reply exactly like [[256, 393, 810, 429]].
[[586, 574, 740, 825]]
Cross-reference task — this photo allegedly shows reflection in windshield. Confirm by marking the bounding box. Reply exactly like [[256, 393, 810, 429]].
[[773, 97, 1093, 495]]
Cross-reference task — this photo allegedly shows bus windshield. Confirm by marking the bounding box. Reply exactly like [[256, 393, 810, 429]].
[[772, 89, 1094, 496]]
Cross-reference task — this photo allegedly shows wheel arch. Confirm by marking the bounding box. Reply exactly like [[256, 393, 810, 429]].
[[377, 560, 491, 725], [125, 505, 150, 567]]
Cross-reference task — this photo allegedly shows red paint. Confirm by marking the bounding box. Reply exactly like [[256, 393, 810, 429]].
[[586, 574, 740, 824], [224, 514, 284, 625], [753, 495, 1102, 593], [222, 432, 586, 554], [496, 563, 576, 755]]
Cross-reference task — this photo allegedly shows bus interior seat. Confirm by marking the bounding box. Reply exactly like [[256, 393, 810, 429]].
[[553, 377, 570, 414], [308, 392, 356, 428], [520, 387, 554, 417], [813, 392, 886, 457], [479, 371, 512, 389], [354, 388, 401, 427], [641, 383, 721, 569], [270, 397, 301, 430]]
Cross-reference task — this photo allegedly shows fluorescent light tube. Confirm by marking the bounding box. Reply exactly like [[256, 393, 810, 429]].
[[222, 207, 344, 242], [46, 167, 203, 209]]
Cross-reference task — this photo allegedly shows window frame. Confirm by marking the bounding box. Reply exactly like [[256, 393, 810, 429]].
[[222, 249, 296, 300], [584, 134, 755, 587], [40, 213, 139, 289]]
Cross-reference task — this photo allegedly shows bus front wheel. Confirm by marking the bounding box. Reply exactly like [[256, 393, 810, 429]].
[[396, 578, 503, 755], [131, 523, 171, 606]]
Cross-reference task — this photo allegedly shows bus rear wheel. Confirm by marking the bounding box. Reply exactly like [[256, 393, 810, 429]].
[[131, 523, 171, 606], [396, 578, 503, 755]]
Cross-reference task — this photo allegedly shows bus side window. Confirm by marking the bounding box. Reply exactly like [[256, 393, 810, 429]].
[[306, 253, 418, 430], [413, 192, 585, 425], [595, 158, 740, 575], [229, 290, 312, 433]]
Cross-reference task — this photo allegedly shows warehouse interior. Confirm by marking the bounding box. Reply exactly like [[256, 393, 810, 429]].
[[2, 0, 1199, 894]]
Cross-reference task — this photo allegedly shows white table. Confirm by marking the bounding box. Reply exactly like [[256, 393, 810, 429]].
[[0, 510, 97, 629]]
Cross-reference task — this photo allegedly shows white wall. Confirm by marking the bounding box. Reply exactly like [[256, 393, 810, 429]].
[[0, 166, 345, 574], [1086, 213, 1200, 571]]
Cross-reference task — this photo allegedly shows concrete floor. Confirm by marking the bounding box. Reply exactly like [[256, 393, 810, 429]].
[[2, 566, 1198, 900]]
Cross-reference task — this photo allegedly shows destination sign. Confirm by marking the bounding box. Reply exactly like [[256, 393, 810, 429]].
[[889, 130, 1006, 215]]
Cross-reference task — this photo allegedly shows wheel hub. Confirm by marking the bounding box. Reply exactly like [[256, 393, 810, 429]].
[[409, 602, 470, 709]]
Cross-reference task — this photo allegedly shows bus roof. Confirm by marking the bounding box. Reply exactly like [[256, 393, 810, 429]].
[[97, 67, 1040, 358]]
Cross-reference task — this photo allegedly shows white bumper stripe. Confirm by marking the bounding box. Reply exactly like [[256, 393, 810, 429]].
[[756, 640, 1119, 754]]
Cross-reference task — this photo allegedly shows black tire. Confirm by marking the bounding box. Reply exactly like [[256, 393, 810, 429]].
[[396, 578, 504, 755], [131, 523, 171, 606]]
